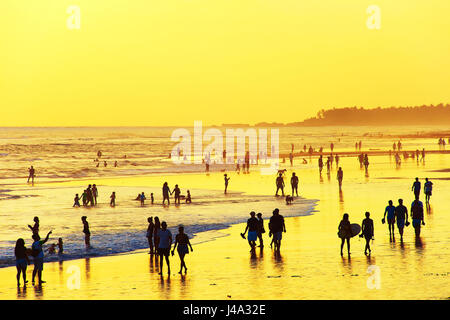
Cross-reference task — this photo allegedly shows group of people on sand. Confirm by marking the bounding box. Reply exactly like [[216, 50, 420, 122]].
[[146, 217, 194, 275], [274, 172, 299, 199], [241, 209, 286, 254], [338, 177, 432, 257]]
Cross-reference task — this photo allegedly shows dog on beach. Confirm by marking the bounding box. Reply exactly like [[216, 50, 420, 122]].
[[285, 195, 293, 205]]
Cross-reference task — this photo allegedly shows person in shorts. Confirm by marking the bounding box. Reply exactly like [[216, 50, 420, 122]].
[[157, 221, 172, 275], [171, 226, 193, 274], [395, 199, 408, 242], [383, 200, 396, 241], [269, 208, 286, 253], [242, 212, 259, 251], [31, 230, 52, 285]]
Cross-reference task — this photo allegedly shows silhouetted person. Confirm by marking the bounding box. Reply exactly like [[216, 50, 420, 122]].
[[412, 177, 421, 199], [330, 143, 334, 152], [269, 208, 286, 253], [154, 217, 161, 250], [92, 184, 98, 205], [28, 216, 39, 237], [146, 217, 155, 254], [290, 172, 299, 196], [289, 152, 293, 166], [172, 184, 181, 204], [140, 192, 146, 206], [185, 190, 192, 203], [335, 154, 339, 167], [395, 199, 408, 242], [224, 174, 230, 194], [411, 196, 425, 236], [162, 182, 171, 205], [245, 151, 250, 173], [73, 194, 81, 207], [318, 155, 323, 174], [424, 178, 433, 203], [337, 167, 343, 190], [110, 192, 116, 207], [27, 166, 35, 184], [338, 213, 351, 257], [242, 212, 259, 251], [151, 193, 154, 204], [57, 238, 63, 255], [81, 216, 91, 249], [383, 200, 396, 241], [172, 226, 193, 274], [256, 213, 265, 247], [15, 238, 30, 287], [275, 173, 285, 196], [360, 212, 374, 255], [31, 230, 52, 285], [363, 154, 369, 171], [157, 221, 172, 276]]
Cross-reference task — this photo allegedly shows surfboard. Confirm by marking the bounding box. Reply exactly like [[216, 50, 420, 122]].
[[350, 223, 361, 237], [337, 223, 361, 238]]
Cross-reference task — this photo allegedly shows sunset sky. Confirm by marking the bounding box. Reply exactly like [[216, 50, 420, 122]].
[[1, 0, 449, 126]]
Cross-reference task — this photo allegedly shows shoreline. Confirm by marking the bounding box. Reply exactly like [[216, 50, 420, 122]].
[[0, 152, 448, 299]]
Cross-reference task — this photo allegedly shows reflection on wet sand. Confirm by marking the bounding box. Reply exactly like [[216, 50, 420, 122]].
[[85, 258, 91, 281]]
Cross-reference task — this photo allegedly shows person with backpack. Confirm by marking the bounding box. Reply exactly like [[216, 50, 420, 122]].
[[31, 230, 52, 285]]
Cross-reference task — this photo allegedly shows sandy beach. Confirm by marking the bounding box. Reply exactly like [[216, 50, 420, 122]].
[[0, 151, 448, 300]]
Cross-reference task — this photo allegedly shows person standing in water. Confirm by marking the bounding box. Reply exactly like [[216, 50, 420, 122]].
[[318, 155, 323, 174], [242, 212, 259, 251], [73, 194, 81, 207], [28, 216, 40, 237], [395, 199, 408, 242], [157, 221, 172, 276], [383, 200, 396, 241], [185, 190, 192, 203], [360, 212, 374, 255], [172, 184, 181, 204], [290, 172, 299, 197], [27, 166, 35, 184], [335, 154, 339, 167], [256, 213, 265, 248], [57, 238, 63, 255], [171, 226, 193, 274], [337, 167, 343, 190], [151, 193, 154, 204], [424, 178, 433, 203], [139, 192, 146, 206], [92, 184, 98, 206], [224, 174, 230, 194], [153, 217, 161, 251], [162, 182, 171, 205], [411, 196, 425, 236], [15, 238, 30, 287], [269, 208, 286, 253], [110, 192, 116, 207], [81, 216, 91, 249], [275, 173, 285, 196], [338, 213, 351, 257], [412, 177, 421, 199], [146, 217, 155, 254], [31, 230, 52, 285]]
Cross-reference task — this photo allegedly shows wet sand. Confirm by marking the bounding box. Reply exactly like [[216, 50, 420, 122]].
[[0, 153, 449, 299]]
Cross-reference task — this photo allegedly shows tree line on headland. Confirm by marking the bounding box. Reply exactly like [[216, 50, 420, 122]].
[[247, 104, 450, 127]]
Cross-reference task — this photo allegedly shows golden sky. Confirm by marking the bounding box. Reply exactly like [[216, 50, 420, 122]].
[[1, 0, 449, 126]]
